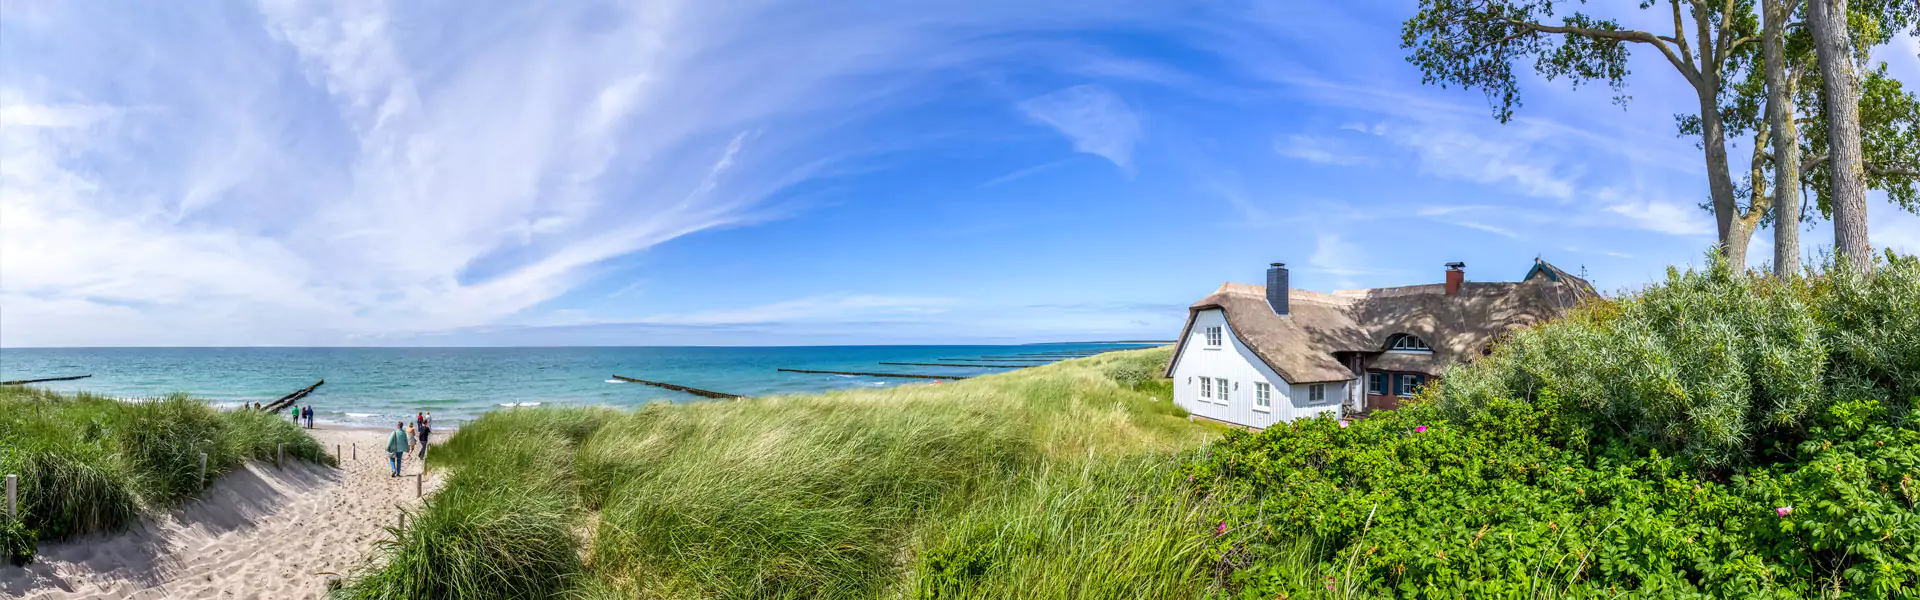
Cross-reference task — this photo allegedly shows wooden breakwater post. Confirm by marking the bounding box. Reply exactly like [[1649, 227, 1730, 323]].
[[610, 375, 742, 399], [0, 374, 92, 386], [6, 474, 16, 520]]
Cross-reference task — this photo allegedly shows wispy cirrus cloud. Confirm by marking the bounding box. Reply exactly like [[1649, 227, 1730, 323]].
[[1018, 84, 1142, 173], [1275, 134, 1372, 166]]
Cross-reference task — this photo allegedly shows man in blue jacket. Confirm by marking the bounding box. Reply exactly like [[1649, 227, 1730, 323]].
[[387, 421, 412, 477]]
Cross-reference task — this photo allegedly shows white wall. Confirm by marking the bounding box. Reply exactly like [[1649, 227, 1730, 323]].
[[1169, 309, 1347, 428]]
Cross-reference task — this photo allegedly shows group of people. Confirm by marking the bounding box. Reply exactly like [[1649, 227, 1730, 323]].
[[289, 405, 315, 428], [386, 412, 433, 477]]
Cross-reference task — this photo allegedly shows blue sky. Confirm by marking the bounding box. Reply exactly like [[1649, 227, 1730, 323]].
[[3, 1, 1917, 347]]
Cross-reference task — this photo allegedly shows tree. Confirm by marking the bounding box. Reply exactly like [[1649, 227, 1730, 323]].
[[1805, 0, 1870, 267], [1748, 0, 1918, 272], [1402, 0, 1766, 266], [1761, 0, 1802, 277]]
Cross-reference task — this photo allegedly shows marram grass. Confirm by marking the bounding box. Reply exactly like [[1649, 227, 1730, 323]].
[[334, 347, 1235, 599], [0, 385, 336, 564]]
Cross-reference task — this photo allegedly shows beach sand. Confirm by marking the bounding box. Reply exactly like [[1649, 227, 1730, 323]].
[[0, 426, 443, 599]]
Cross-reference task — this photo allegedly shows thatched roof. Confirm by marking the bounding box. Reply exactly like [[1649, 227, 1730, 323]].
[[1167, 259, 1597, 383]]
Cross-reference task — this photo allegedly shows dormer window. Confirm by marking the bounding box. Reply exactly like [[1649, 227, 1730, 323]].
[[1204, 326, 1223, 347], [1386, 333, 1432, 353]]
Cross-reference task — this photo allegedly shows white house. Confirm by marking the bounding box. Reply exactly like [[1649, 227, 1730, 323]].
[[1165, 259, 1596, 429]]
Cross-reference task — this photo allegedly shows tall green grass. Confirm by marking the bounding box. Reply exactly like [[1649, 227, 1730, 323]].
[[335, 348, 1231, 599], [0, 386, 336, 564]]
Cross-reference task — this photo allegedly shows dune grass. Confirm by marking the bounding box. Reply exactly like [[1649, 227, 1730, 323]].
[[335, 347, 1231, 599], [0, 385, 336, 565]]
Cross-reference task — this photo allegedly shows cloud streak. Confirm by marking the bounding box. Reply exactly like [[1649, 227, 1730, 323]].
[[1018, 84, 1142, 173]]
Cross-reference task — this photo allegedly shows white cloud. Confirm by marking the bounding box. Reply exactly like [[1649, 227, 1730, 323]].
[[1018, 84, 1142, 173], [1306, 233, 1384, 288], [2, 2, 1203, 346], [1275, 134, 1371, 166], [1601, 191, 1715, 237]]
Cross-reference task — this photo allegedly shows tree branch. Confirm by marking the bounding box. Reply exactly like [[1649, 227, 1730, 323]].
[[1671, 0, 1695, 66], [1520, 20, 1699, 85], [1868, 163, 1920, 178], [1802, 152, 1828, 173]]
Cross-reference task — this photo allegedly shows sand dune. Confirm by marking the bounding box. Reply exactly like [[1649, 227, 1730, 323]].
[[0, 426, 441, 599]]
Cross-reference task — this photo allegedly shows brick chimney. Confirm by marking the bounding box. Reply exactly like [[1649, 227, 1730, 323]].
[[1266, 263, 1289, 316], [1445, 262, 1465, 296]]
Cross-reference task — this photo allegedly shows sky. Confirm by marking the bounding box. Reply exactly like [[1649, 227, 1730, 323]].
[[2, 0, 1917, 347]]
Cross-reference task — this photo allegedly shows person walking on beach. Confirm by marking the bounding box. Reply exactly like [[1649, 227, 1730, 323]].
[[417, 419, 431, 459], [387, 421, 412, 477]]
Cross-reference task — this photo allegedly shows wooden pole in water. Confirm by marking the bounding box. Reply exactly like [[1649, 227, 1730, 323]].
[[6, 474, 16, 520]]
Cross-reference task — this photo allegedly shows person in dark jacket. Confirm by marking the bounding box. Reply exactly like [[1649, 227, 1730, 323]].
[[417, 420, 431, 459]]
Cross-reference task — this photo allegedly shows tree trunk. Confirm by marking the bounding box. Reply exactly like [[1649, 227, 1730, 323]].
[[1807, 0, 1872, 269], [1697, 81, 1743, 266], [1764, 0, 1801, 278]]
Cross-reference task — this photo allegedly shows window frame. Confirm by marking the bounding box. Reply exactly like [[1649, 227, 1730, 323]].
[[1367, 372, 1387, 395], [1199, 377, 1211, 400], [1203, 325, 1223, 348], [1215, 378, 1230, 404], [1253, 382, 1271, 411], [1308, 383, 1325, 403], [1387, 333, 1433, 353], [1396, 374, 1425, 398]]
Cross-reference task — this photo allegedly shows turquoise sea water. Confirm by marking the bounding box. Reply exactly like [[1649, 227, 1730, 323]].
[[0, 345, 1151, 427]]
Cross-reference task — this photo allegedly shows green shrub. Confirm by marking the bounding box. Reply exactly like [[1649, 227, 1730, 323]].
[[1436, 253, 1920, 470], [0, 386, 335, 563], [1190, 254, 1920, 598]]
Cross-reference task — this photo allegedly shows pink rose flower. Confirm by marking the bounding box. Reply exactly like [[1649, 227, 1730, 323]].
[[1338, 420, 1350, 428], [1776, 506, 1792, 517], [1414, 425, 1428, 433], [1215, 522, 1228, 536]]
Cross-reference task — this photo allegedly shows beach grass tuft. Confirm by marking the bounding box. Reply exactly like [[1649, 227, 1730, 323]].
[[0, 386, 336, 564], [334, 347, 1230, 599]]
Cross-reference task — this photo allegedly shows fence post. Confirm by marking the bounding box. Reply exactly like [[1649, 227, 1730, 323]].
[[352, 443, 357, 461], [6, 474, 16, 520], [416, 473, 423, 498], [277, 443, 283, 468], [199, 453, 208, 489], [337, 444, 342, 464]]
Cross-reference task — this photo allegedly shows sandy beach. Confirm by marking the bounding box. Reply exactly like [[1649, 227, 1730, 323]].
[[0, 426, 442, 599]]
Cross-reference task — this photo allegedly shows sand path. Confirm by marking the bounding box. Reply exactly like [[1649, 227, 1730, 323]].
[[0, 426, 444, 599]]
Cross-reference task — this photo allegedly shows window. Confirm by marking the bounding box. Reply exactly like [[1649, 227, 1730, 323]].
[[1367, 372, 1387, 395], [1308, 383, 1325, 403], [1396, 374, 1426, 398], [1387, 334, 1432, 352], [1215, 378, 1230, 403], [1204, 326, 1223, 347], [1200, 377, 1211, 400], [1254, 382, 1271, 411]]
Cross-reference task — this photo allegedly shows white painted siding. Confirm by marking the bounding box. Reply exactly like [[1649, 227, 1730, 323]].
[[1169, 309, 1349, 428]]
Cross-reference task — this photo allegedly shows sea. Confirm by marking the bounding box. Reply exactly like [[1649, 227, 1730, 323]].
[[0, 344, 1153, 427]]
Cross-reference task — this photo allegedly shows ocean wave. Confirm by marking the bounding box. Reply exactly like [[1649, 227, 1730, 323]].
[[498, 402, 542, 407], [604, 379, 624, 384], [345, 412, 379, 418]]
